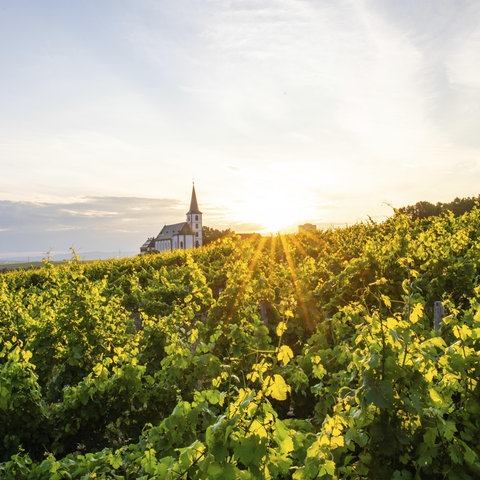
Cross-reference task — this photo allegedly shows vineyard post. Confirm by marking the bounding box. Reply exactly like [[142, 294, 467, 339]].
[[434, 301, 444, 332]]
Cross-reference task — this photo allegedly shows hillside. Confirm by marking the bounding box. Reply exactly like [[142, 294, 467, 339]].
[[1, 206, 480, 479]]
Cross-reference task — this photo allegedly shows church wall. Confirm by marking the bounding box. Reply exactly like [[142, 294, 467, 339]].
[[155, 235, 196, 252], [185, 235, 194, 249], [155, 239, 172, 252]]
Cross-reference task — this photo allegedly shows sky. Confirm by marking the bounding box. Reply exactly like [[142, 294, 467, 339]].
[[1, 0, 480, 259]]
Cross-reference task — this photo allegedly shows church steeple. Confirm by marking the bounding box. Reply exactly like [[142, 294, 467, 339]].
[[186, 184, 203, 247], [188, 184, 202, 215]]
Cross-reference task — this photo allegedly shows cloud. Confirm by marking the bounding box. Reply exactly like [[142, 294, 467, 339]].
[[0, 194, 281, 260], [364, 0, 480, 150], [0, 196, 184, 256], [1, 0, 479, 245]]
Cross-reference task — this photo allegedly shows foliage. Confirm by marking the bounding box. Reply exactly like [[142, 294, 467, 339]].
[[396, 195, 479, 220], [202, 226, 233, 246], [1, 207, 480, 478]]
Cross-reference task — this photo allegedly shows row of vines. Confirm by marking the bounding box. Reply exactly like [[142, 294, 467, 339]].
[[1, 206, 480, 478]]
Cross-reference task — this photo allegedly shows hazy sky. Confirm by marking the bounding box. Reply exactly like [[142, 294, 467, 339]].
[[1, 0, 480, 258]]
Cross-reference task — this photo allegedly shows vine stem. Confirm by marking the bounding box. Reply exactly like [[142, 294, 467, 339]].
[[379, 313, 386, 380]]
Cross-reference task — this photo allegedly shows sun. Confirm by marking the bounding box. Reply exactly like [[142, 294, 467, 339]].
[[234, 184, 315, 233]]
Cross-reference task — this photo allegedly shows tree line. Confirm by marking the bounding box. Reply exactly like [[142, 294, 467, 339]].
[[396, 194, 479, 220]]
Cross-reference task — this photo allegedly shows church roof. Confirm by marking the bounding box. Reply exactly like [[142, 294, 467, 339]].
[[187, 185, 202, 214], [140, 237, 156, 251], [156, 222, 193, 239]]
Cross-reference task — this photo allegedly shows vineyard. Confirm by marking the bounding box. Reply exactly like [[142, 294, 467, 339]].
[[1, 207, 480, 479]]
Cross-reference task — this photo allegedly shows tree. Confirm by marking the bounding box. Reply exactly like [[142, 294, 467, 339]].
[[397, 195, 479, 220], [202, 226, 232, 246]]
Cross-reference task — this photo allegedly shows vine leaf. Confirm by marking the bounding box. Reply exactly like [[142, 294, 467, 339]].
[[363, 377, 393, 409], [277, 345, 294, 366], [276, 322, 288, 337], [265, 374, 291, 401]]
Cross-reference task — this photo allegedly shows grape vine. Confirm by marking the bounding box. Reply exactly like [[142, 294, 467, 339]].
[[1, 206, 480, 478]]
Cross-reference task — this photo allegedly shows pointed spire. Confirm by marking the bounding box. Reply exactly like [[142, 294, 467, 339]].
[[187, 183, 202, 214]]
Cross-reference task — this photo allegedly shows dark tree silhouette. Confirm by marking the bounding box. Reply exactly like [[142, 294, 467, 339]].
[[397, 195, 479, 220]]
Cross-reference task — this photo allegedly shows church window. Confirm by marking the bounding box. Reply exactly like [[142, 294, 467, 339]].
[[195, 223, 198, 229], [195, 215, 198, 221], [180, 241, 184, 249]]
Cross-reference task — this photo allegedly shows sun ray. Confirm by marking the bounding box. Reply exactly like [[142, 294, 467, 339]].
[[278, 233, 314, 332], [287, 230, 310, 259], [217, 234, 269, 324]]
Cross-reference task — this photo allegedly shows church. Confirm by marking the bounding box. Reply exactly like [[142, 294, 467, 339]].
[[140, 185, 203, 253]]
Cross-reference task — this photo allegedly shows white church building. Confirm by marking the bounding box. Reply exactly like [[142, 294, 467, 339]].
[[140, 185, 203, 253]]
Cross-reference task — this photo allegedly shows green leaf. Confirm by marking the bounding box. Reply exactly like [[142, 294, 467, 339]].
[[364, 378, 393, 409], [108, 454, 123, 470], [410, 303, 423, 324], [273, 419, 294, 455], [442, 421, 457, 441], [140, 448, 157, 475], [265, 374, 291, 401], [206, 416, 230, 461], [429, 389, 444, 405], [381, 294, 391, 308], [464, 444, 477, 464], [277, 345, 294, 365], [233, 435, 266, 467], [323, 459, 336, 476], [276, 321, 288, 337]]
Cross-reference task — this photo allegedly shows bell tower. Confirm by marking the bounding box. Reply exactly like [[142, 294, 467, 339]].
[[186, 183, 203, 247]]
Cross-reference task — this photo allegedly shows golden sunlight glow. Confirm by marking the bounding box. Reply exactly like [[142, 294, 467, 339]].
[[233, 183, 316, 233]]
